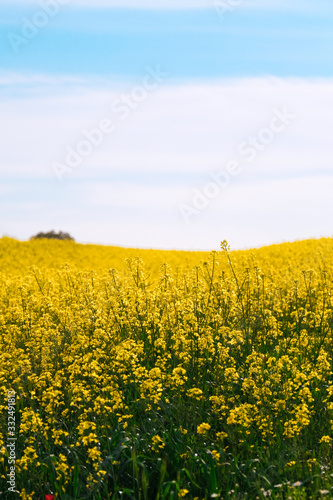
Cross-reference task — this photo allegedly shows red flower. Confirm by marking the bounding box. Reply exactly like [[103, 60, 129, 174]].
[[45, 495, 55, 500]]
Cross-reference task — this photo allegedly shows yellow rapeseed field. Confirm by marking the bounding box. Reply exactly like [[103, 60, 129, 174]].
[[0, 236, 333, 499]]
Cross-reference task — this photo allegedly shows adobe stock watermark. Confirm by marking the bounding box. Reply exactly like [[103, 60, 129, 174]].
[[8, 0, 69, 53], [52, 65, 168, 181], [179, 106, 296, 223], [7, 390, 17, 494], [213, 0, 243, 21]]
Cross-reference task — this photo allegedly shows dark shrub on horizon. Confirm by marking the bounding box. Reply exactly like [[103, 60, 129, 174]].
[[30, 231, 75, 241]]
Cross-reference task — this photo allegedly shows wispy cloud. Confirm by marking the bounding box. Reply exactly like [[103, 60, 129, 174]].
[[1, 74, 333, 249], [1, 74, 332, 179], [2, 174, 333, 250]]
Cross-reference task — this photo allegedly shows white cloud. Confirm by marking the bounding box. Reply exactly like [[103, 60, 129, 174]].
[[75, 174, 333, 250], [1, 75, 333, 180], [2, 174, 332, 250], [1, 74, 333, 249]]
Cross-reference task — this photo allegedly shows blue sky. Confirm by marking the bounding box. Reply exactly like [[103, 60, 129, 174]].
[[1, 0, 333, 250], [2, 3, 333, 79]]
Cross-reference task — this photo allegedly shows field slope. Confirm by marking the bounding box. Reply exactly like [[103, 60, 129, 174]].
[[1, 237, 333, 499]]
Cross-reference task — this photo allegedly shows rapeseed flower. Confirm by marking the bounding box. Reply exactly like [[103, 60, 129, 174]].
[[197, 423, 211, 434]]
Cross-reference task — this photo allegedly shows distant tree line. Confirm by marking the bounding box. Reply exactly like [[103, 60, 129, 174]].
[[30, 231, 75, 241]]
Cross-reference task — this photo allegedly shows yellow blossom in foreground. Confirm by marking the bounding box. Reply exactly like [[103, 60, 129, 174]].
[[88, 447, 102, 461], [197, 423, 211, 434], [20, 489, 35, 500], [216, 432, 228, 441], [319, 435, 332, 443], [187, 388, 204, 400], [152, 435, 165, 451]]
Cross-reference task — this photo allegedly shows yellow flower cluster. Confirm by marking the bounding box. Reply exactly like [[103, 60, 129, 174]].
[[197, 423, 211, 435], [151, 435, 165, 451]]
